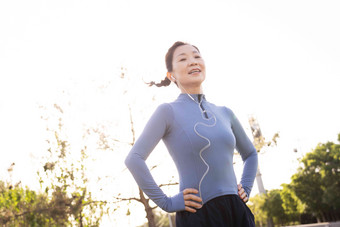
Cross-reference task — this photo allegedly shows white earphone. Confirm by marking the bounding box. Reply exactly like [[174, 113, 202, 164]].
[[167, 72, 176, 81]]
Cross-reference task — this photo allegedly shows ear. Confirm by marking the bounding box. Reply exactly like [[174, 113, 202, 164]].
[[167, 72, 173, 81]]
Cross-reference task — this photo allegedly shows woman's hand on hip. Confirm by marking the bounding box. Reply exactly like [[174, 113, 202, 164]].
[[238, 184, 248, 203], [183, 188, 202, 213]]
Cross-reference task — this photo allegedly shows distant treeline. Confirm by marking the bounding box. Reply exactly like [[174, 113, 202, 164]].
[[248, 133, 340, 226]]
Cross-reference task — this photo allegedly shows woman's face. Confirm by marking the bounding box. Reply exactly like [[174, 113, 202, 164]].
[[171, 45, 206, 92]]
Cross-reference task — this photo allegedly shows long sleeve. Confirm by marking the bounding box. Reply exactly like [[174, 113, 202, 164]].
[[124, 104, 185, 212], [230, 110, 258, 197]]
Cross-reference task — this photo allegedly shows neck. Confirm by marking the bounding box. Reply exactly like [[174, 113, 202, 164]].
[[179, 85, 203, 94]]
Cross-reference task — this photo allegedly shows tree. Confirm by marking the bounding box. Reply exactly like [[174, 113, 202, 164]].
[[2, 69, 176, 226], [290, 134, 340, 222], [36, 102, 108, 226], [248, 193, 267, 227], [138, 211, 176, 227], [248, 115, 279, 227], [250, 134, 340, 226], [0, 101, 109, 226], [262, 189, 290, 226], [249, 189, 291, 227], [280, 183, 305, 224], [0, 176, 54, 225]]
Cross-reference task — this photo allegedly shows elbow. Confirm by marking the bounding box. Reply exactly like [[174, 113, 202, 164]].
[[242, 148, 258, 169], [249, 146, 258, 159], [250, 144, 257, 156], [125, 151, 144, 170], [242, 147, 258, 161], [249, 149, 258, 163], [252, 148, 258, 158], [124, 153, 133, 169]]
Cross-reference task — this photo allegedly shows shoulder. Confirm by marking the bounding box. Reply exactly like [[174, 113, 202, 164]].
[[222, 106, 234, 116], [210, 102, 235, 118], [152, 103, 174, 120], [212, 104, 238, 123], [155, 103, 172, 113]]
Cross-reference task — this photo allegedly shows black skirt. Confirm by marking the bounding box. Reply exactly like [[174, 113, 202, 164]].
[[176, 194, 255, 227]]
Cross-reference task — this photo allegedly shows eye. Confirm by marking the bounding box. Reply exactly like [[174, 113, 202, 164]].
[[179, 58, 186, 62], [195, 55, 201, 59]]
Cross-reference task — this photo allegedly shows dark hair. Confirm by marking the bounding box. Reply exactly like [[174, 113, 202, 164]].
[[147, 41, 200, 87]]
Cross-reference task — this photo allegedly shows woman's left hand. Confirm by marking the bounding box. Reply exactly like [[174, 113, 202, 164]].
[[237, 184, 248, 203]]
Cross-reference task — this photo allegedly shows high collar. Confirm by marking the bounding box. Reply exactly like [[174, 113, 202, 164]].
[[177, 93, 207, 103]]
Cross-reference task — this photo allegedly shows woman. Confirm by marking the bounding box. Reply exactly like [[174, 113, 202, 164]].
[[125, 41, 258, 226]]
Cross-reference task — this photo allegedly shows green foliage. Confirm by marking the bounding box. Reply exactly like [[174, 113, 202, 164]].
[[35, 104, 108, 226], [138, 211, 174, 227], [263, 189, 289, 226], [0, 181, 55, 226], [249, 133, 340, 226], [249, 189, 300, 226], [0, 103, 109, 226], [290, 135, 340, 222], [248, 193, 267, 226], [280, 183, 305, 223]]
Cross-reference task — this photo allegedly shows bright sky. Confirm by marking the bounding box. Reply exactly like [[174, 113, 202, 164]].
[[1, 0, 340, 226]]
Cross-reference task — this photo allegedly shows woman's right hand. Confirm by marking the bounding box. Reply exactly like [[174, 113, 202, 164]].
[[183, 188, 203, 213]]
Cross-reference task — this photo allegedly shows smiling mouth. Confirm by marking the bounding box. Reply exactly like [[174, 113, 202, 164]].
[[188, 69, 201, 74]]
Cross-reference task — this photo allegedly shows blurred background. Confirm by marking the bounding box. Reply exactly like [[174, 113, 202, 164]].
[[0, 0, 339, 226]]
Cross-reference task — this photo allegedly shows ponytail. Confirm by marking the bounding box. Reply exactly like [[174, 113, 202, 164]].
[[147, 76, 172, 87]]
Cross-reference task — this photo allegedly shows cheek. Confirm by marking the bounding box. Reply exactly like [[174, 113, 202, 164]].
[[176, 65, 187, 75], [173, 63, 186, 72], [201, 66, 206, 75]]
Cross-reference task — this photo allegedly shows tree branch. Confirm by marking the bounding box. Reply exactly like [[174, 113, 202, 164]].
[[113, 196, 141, 203], [82, 200, 108, 206], [128, 104, 135, 145], [159, 182, 179, 188], [150, 165, 159, 171], [112, 138, 134, 146]]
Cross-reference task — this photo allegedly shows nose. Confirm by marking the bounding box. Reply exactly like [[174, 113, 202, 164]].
[[188, 57, 199, 66]]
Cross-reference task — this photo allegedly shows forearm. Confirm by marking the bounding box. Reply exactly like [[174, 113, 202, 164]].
[[125, 151, 185, 212], [240, 151, 258, 197]]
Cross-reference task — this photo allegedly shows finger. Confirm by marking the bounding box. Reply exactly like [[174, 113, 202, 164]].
[[238, 188, 245, 196], [184, 194, 202, 203], [240, 191, 248, 202], [185, 206, 197, 213], [185, 200, 202, 209], [183, 188, 198, 195], [237, 184, 241, 190], [241, 192, 246, 199]]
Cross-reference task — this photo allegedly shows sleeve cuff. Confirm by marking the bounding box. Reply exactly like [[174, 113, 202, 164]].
[[243, 186, 251, 198], [164, 191, 185, 212]]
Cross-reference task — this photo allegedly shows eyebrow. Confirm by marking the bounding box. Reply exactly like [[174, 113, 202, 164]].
[[175, 51, 199, 58]]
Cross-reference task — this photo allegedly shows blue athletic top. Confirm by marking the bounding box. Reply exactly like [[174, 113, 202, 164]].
[[125, 94, 258, 212]]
